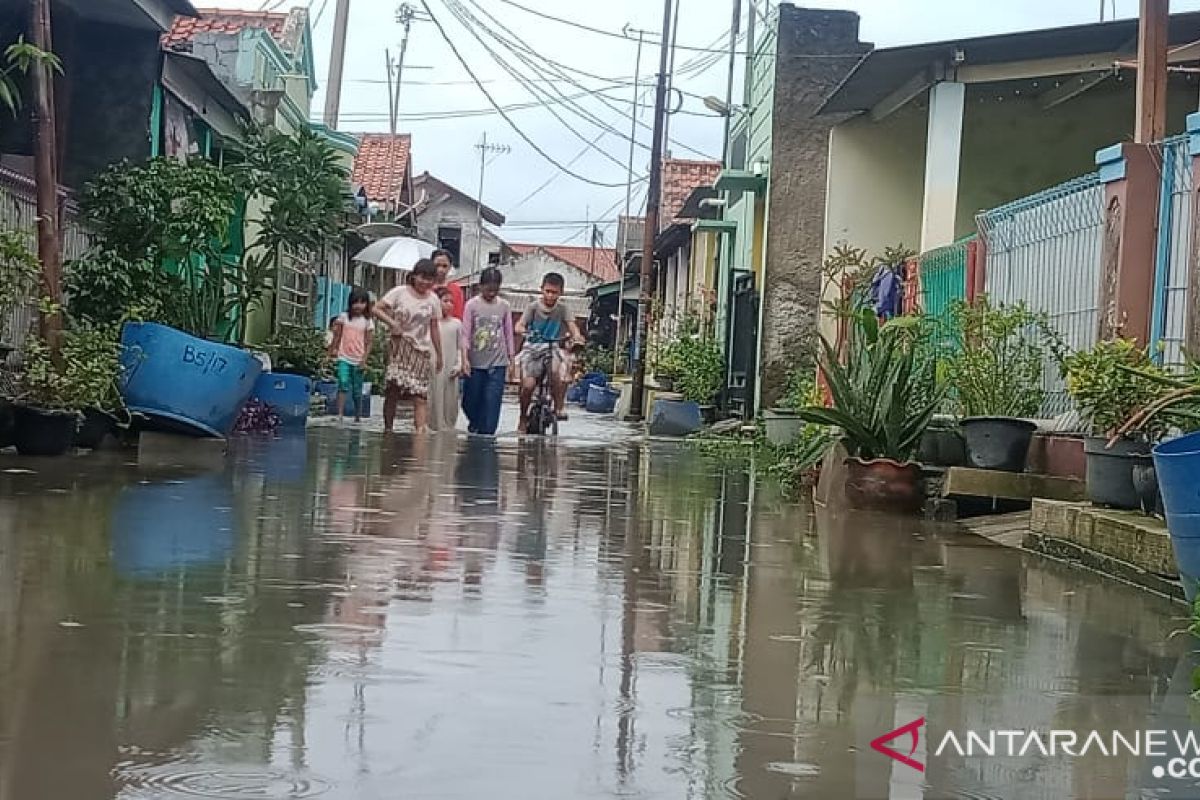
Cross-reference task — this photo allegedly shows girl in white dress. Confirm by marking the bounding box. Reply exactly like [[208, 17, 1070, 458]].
[[429, 288, 469, 432]]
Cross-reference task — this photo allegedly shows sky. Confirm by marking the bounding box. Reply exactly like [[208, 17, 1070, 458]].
[[222, 0, 1200, 246]]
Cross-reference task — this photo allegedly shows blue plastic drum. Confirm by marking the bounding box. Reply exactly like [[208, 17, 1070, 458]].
[[119, 322, 263, 438], [251, 372, 313, 428], [1153, 431, 1200, 601]]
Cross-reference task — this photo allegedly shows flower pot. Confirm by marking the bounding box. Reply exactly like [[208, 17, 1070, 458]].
[[699, 404, 717, 426], [763, 408, 804, 447], [1084, 436, 1152, 510], [960, 417, 1037, 472], [73, 408, 118, 450], [12, 405, 78, 457], [1131, 460, 1163, 517], [119, 322, 263, 438], [1153, 432, 1200, 601], [917, 423, 967, 467], [844, 457, 923, 513], [0, 397, 13, 449], [647, 397, 702, 437]]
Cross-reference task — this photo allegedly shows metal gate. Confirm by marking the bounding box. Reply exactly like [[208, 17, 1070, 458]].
[[726, 270, 758, 418], [1152, 135, 1193, 369]]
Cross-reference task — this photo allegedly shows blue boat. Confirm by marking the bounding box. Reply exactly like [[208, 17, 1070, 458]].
[[119, 322, 263, 438]]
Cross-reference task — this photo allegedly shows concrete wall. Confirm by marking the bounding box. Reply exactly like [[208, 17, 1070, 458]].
[[500, 251, 601, 293], [758, 5, 870, 407]]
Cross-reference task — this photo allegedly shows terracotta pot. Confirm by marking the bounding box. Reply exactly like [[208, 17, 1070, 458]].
[[844, 457, 923, 513]]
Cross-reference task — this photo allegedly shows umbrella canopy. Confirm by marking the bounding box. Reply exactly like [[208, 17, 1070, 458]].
[[352, 236, 436, 270]]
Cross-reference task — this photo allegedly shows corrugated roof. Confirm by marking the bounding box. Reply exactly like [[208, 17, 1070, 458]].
[[351, 133, 412, 207], [821, 11, 1200, 115], [509, 243, 620, 282], [163, 7, 288, 49], [661, 159, 721, 221]]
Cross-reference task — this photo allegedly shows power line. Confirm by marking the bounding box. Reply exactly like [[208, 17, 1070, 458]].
[[419, 0, 628, 188]]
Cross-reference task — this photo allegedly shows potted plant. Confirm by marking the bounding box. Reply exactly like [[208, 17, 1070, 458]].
[[0, 229, 38, 353], [65, 325, 127, 449], [648, 333, 724, 436], [764, 366, 815, 447], [946, 297, 1060, 472], [1064, 339, 1169, 510], [10, 332, 80, 456], [799, 309, 944, 512]]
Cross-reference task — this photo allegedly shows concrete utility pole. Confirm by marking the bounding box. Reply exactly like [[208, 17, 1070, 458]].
[[30, 0, 62, 349], [1135, 0, 1169, 143], [628, 0, 675, 422], [614, 25, 646, 375], [323, 0, 351, 128], [389, 4, 422, 135], [721, 0, 742, 163], [472, 132, 509, 280]]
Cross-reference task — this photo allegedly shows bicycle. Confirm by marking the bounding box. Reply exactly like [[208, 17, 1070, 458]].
[[524, 337, 578, 437]]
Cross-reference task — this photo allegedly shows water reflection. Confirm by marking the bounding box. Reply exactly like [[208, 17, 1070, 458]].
[[0, 437, 1190, 799]]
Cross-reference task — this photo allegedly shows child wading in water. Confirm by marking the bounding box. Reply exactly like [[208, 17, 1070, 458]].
[[374, 258, 444, 433], [429, 287, 469, 432], [514, 272, 583, 433], [327, 288, 374, 423], [462, 267, 514, 435]]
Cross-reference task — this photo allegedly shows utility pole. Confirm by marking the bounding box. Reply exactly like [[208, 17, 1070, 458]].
[[389, 4, 420, 135], [323, 0, 351, 128], [629, 0, 675, 422], [661, 0, 683, 156], [614, 25, 646, 375], [472, 132, 509, 280], [1135, 0, 1169, 143], [30, 0, 61, 350], [721, 0, 742, 163]]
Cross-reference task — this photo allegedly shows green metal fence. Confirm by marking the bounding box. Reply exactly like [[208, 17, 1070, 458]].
[[919, 237, 970, 322]]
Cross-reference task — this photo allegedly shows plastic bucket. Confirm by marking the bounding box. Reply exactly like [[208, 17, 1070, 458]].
[[251, 372, 312, 428], [585, 384, 620, 414], [1153, 431, 1200, 601], [1084, 436, 1152, 510], [119, 322, 263, 438]]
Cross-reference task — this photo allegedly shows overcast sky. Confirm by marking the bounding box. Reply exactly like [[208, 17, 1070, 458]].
[[223, 0, 1200, 246]]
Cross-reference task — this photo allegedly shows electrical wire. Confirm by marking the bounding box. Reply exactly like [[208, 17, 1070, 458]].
[[450, 0, 717, 160], [418, 0, 629, 188]]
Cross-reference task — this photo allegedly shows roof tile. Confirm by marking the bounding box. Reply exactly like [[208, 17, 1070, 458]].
[[509, 243, 620, 282], [163, 8, 289, 49], [661, 159, 721, 221], [351, 134, 413, 207]]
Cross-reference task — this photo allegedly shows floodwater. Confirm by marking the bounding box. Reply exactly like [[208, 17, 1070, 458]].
[[0, 430, 1194, 800]]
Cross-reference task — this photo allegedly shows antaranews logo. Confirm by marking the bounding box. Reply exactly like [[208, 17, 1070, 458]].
[[871, 717, 926, 773]]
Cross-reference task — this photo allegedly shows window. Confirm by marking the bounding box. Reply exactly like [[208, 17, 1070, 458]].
[[488, 251, 501, 266], [437, 226, 462, 264]]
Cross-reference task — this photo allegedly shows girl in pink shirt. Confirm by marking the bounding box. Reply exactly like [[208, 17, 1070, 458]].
[[327, 288, 374, 423]]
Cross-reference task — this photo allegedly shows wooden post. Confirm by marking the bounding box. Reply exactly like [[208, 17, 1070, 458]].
[[1135, 0, 1169, 144], [30, 0, 62, 349]]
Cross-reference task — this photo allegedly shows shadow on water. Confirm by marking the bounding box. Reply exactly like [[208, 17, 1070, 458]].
[[0, 436, 1193, 799]]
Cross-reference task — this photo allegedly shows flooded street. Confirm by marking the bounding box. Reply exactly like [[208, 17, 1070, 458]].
[[0, 429, 1192, 799]]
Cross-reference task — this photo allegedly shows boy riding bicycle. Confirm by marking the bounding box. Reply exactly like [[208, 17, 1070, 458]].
[[515, 272, 584, 433]]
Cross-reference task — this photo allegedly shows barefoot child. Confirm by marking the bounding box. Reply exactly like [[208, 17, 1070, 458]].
[[462, 267, 514, 435], [429, 287, 469, 432], [374, 259, 444, 433], [327, 288, 374, 422]]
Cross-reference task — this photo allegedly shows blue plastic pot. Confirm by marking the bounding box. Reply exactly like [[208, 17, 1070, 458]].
[[648, 397, 702, 437], [250, 372, 312, 428], [1153, 431, 1200, 601], [119, 322, 263, 438], [585, 384, 620, 414]]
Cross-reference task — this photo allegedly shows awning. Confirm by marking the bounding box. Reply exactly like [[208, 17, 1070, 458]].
[[161, 52, 250, 142], [715, 169, 767, 194], [654, 222, 692, 259], [590, 277, 642, 303]]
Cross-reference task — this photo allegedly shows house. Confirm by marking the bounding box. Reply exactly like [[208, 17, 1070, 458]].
[[501, 243, 619, 326], [710, 4, 869, 414], [654, 159, 722, 339], [413, 171, 507, 280]]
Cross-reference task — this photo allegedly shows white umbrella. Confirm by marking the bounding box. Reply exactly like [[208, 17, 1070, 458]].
[[352, 236, 435, 271]]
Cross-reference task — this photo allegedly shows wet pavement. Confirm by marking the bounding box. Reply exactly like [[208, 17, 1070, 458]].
[[0, 429, 1194, 799]]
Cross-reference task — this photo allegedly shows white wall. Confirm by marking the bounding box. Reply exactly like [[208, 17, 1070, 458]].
[[499, 252, 602, 293], [416, 194, 505, 279]]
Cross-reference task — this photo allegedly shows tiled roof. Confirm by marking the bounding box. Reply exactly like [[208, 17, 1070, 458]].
[[509, 243, 620, 282], [661, 159, 721, 221], [163, 8, 288, 49], [351, 134, 412, 206]]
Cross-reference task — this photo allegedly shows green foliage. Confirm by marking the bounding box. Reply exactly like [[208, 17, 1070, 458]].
[[262, 324, 328, 378], [16, 324, 123, 412], [799, 309, 944, 462], [577, 343, 614, 377], [65, 249, 172, 327], [779, 366, 818, 411], [0, 230, 38, 341], [671, 334, 725, 403], [946, 297, 1062, 418], [1064, 339, 1170, 438], [364, 332, 387, 392], [0, 37, 61, 116]]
